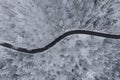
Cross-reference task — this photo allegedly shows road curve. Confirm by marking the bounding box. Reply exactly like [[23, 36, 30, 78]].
[[0, 30, 120, 54]]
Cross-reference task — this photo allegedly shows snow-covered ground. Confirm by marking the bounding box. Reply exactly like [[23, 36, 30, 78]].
[[0, 0, 120, 80]]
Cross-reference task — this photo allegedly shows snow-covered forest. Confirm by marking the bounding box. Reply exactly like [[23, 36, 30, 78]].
[[0, 0, 120, 80]]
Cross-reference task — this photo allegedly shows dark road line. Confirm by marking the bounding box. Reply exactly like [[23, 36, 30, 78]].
[[0, 30, 120, 54]]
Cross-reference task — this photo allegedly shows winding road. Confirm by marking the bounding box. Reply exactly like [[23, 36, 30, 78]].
[[0, 30, 120, 54]]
